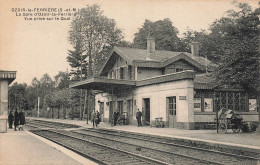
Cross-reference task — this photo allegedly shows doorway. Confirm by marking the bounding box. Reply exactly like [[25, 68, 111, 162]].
[[109, 101, 114, 124], [142, 98, 150, 124], [117, 101, 123, 114], [167, 96, 177, 128], [99, 102, 104, 122]]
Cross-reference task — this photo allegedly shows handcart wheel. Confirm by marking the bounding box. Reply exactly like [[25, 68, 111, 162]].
[[219, 122, 227, 133], [232, 128, 240, 133]]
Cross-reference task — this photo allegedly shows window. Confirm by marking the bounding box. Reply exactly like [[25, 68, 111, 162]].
[[116, 69, 119, 79], [194, 98, 201, 112], [128, 66, 132, 80], [112, 70, 115, 79], [120, 67, 124, 79], [204, 98, 213, 112], [127, 100, 133, 115], [118, 101, 123, 114], [109, 71, 112, 79], [167, 97, 176, 115], [176, 68, 183, 72], [249, 99, 257, 111]]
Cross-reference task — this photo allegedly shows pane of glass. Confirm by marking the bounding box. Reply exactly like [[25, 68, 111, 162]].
[[170, 110, 173, 115], [169, 104, 173, 110]]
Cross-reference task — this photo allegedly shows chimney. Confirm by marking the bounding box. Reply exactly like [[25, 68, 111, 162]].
[[190, 42, 200, 57], [147, 35, 155, 53]]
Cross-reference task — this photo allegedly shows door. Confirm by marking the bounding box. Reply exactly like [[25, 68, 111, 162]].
[[109, 101, 114, 124], [167, 97, 176, 128], [99, 102, 104, 122], [117, 101, 123, 114], [127, 100, 133, 124], [142, 98, 150, 124]]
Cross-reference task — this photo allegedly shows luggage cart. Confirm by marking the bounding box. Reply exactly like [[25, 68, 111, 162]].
[[218, 110, 243, 133], [118, 112, 128, 125], [155, 117, 164, 128]]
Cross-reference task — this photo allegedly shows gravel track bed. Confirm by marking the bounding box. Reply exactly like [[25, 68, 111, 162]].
[[94, 129, 259, 159], [31, 130, 164, 165], [53, 130, 220, 165], [27, 120, 259, 165], [72, 129, 258, 165], [27, 120, 79, 129]]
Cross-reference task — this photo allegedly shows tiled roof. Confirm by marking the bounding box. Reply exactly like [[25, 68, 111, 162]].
[[114, 47, 217, 69], [194, 73, 216, 89], [115, 47, 183, 62]]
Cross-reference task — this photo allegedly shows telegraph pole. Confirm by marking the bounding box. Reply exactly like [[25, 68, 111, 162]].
[[37, 97, 40, 117]]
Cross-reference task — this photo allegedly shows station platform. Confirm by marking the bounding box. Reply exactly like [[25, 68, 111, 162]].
[[1, 117, 259, 165], [0, 128, 97, 165]]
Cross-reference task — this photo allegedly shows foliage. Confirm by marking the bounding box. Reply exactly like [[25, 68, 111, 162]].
[[67, 39, 88, 80], [133, 18, 182, 51], [54, 71, 70, 89], [210, 2, 260, 90], [68, 4, 123, 77], [8, 82, 27, 110]]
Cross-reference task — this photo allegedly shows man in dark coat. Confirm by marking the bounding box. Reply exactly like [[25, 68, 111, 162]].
[[18, 110, 25, 130], [14, 109, 19, 131], [95, 111, 100, 127], [113, 111, 119, 126], [91, 110, 96, 128], [136, 109, 142, 127], [8, 111, 14, 129]]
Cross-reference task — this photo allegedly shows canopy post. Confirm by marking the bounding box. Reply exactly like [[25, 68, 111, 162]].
[[111, 86, 114, 127], [86, 89, 90, 125]]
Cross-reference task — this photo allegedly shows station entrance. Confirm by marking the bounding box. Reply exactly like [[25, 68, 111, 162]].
[[142, 98, 150, 124]]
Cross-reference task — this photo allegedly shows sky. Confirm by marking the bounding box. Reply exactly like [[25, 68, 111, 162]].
[[0, 0, 258, 85]]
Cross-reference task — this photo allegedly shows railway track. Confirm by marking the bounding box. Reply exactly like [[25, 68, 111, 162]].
[[27, 120, 259, 165], [31, 129, 170, 165], [26, 119, 79, 129], [71, 129, 259, 165], [85, 128, 260, 159]]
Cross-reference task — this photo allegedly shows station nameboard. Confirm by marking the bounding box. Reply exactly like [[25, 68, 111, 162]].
[[179, 96, 186, 100]]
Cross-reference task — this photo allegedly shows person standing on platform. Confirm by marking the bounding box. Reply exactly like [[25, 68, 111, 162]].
[[8, 111, 14, 129], [95, 111, 100, 127], [113, 111, 119, 126], [91, 110, 96, 128], [136, 109, 142, 127], [19, 110, 25, 131], [14, 109, 19, 131]]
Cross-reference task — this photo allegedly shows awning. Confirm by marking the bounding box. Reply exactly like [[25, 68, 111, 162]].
[[194, 83, 214, 90], [69, 77, 136, 92], [0, 70, 17, 84]]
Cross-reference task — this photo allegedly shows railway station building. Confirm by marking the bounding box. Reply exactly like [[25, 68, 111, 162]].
[[70, 38, 259, 129], [0, 70, 16, 132]]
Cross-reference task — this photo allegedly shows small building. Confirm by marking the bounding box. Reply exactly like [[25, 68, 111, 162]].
[[0, 70, 16, 132], [71, 38, 259, 129]]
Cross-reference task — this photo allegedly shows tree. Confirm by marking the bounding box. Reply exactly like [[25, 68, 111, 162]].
[[39, 73, 55, 109], [67, 39, 88, 80], [209, 2, 260, 90], [68, 4, 123, 120], [133, 18, 182, 51], [68, 4, 123, 77], [26, 77, 40, 110], [8, 83, 27, 110], [54, 71, 71, 89]]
